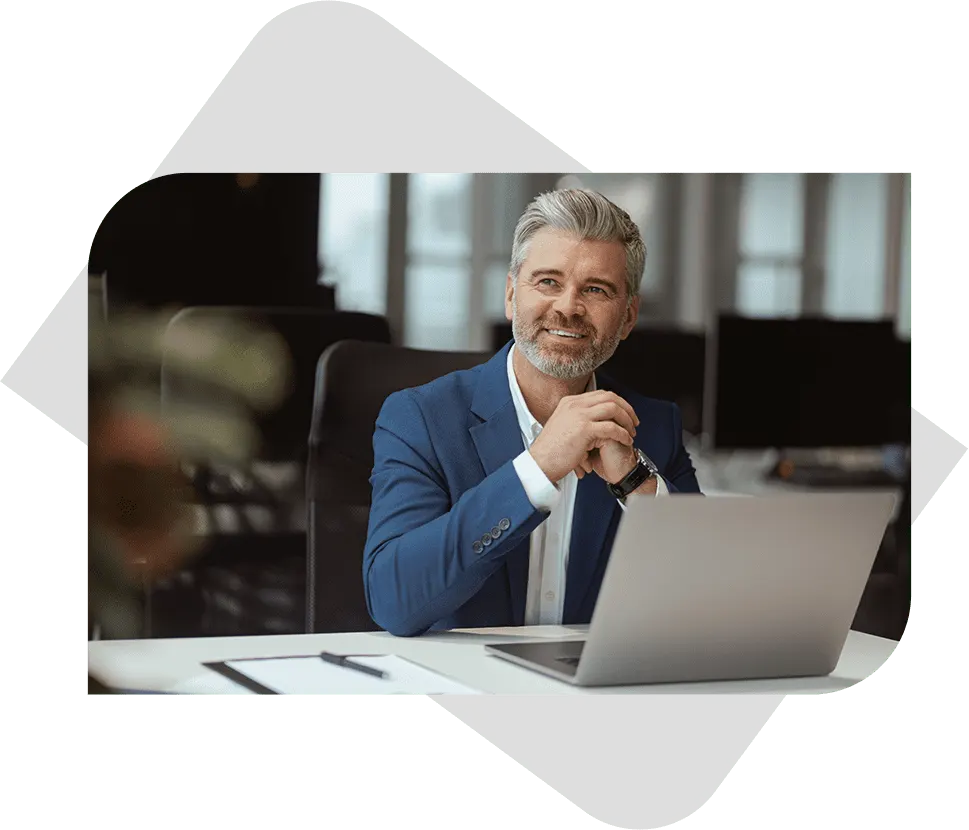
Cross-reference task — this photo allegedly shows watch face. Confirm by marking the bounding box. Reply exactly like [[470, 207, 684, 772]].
[[637, 448, 658, 474]]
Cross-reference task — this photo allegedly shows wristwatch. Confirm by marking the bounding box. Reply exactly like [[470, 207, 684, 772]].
[[607, 447, 658, 502]]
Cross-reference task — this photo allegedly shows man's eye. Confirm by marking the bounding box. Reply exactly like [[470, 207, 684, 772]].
[[539, 279, 558, 287], [586, 286, 606, 295]]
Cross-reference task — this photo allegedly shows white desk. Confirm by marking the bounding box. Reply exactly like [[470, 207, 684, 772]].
[[88, 625, 896, 694]]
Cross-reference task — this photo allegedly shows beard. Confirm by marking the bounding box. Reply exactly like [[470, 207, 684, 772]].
[[511, 291, 626, 381]]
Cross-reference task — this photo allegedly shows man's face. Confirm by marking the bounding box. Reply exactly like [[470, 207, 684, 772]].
[[505, 228, 638, 380]]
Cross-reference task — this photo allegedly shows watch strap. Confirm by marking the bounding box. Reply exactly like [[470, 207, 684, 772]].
[[607, 448, 657, 501]]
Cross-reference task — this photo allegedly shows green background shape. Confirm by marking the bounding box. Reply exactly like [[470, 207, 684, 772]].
[[0, 0, 967, 828]]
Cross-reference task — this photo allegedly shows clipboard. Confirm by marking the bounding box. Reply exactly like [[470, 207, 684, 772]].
[[200, 653, 481, 695], [202, 651, 337, 694]]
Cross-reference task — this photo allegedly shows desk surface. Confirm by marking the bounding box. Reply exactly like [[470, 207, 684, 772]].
[[88, 626, 897, 694]]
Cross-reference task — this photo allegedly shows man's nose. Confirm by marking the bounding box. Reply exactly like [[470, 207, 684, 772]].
[[551, 286, 586, 319]]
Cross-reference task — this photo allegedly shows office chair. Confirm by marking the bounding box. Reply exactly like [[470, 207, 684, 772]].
[[154, 307, 391, 637], [306, 340, 490, 633]]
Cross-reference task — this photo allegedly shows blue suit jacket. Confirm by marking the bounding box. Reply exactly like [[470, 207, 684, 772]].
[[363, 341, 702, 636]]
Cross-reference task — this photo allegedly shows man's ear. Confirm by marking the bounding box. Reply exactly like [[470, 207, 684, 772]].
[[504, 272, 515, 322], [621, 293, 640, 339]]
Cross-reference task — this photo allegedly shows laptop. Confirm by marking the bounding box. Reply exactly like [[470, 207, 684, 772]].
[[486, 492, 897, 686]]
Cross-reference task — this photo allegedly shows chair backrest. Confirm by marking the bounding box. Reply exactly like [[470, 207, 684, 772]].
[[306, 340, 490, 632]]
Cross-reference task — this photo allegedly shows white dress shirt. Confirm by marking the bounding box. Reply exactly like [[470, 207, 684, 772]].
[[508, 346, 668, 625]]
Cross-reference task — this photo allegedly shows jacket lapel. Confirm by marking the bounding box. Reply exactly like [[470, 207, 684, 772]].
[[468, 342, 530, 624]]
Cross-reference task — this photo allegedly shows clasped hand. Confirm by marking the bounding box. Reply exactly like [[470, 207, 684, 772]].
[[527, 390, 641, 486]]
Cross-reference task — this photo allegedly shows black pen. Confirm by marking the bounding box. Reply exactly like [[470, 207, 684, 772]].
[[320, 651, 388, 679]]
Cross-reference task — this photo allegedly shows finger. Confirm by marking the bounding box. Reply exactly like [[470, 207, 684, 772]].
[[587, 402, 637, 438], [581, 453, 594, 474], [590, 421, 635, 447], [574, 459, 590, 478], [604, 392, 640, 428], [581, 390, 640, 428], [605, 402, 637, 437]]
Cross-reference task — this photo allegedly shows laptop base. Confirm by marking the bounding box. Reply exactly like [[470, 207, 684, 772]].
[[486, 641, 585, 684]]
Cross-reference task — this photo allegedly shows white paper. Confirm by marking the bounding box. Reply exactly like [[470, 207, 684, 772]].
[[217, 655, 482, 695]]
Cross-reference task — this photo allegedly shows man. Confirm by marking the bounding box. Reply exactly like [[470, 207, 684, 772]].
[[364, 189, 701, 637]]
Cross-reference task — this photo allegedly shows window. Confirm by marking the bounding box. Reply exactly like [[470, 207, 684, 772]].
[[484, 175, 528, 321], [736, 174, 804, 317], [318, 174, 388, 314], [485, 260, 512, 327], [736, 261, 802, 317], [405, 174, 473, 349], [824, 174, 888, 319]]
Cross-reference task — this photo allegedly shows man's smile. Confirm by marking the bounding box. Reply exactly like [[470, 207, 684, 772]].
[[543, 328, 588, 340]]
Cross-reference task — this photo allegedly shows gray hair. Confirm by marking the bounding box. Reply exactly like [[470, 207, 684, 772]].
[[509, 188, 646, 300]]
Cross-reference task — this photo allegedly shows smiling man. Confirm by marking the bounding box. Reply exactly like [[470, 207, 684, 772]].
[[364, 188, 701, 636]]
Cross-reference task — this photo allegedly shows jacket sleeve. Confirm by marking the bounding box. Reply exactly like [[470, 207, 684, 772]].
[[363, 389, 547, 636], [661, 402, 702, 494]]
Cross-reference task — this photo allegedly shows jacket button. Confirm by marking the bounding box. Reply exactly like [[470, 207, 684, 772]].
[[490, 526, 501, 539], [472, 540, 483, 554], [499, 518, 511, 531], [481, 534, 493, 547]]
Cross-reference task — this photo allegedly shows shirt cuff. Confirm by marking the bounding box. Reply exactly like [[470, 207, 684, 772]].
[[513, 450, 561, 512], [655, 474, 670, 496]]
